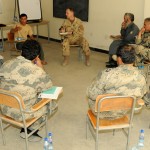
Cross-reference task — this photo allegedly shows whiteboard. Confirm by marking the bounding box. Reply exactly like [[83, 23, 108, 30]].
[[18, 0, 42, 21]]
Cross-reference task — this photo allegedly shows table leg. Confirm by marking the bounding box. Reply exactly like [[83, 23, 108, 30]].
[[47, 22, 50, 42], [36, 25, 39, 40], [0, 28, 4, 51]]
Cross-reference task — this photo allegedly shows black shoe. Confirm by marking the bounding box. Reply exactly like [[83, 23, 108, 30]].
[[105, 61, 110, 64], [20, 128, 42, 142]]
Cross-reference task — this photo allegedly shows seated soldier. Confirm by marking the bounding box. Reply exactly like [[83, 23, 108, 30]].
[[10, 13, 47, 65], [0, 55, 4, 67], [135, 17, 150, 65], [0, 40, 57, 141], [59, 8, 90, 66], [107, 13, 139, 68], [87, 45, 147, 119]]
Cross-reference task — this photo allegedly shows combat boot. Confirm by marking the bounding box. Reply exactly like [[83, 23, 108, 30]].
[[85, 55, 90, 66], [62, 56, 69, 66]]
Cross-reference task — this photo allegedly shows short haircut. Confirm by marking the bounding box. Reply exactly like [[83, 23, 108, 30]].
[[117, 45, 135, 64], [19, 13, 27, 19], [125, 13, 134, 22], [21, 40, 41, 60], [66, 7, 74, 13], [144, 17, 150, 22]]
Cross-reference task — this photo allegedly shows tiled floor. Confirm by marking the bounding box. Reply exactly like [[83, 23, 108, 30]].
[[0, 39, 149, 150]]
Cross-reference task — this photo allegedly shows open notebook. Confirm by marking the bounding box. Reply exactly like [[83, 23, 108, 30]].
[[38, 86, 63, 99]]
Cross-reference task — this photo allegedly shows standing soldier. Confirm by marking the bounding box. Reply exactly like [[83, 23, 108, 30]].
[[59, 8, 90, 66]]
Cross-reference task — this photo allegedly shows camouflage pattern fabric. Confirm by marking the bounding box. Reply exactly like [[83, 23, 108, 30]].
[[0, 55, 4, 67], [0, 56, 53, 129], [61, 17, 90, 56], [135, 32, 150, 63], [86, 65, 147, 120]]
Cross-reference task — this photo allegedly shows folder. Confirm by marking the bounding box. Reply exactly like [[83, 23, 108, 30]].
[[38, 86, 63, 99]]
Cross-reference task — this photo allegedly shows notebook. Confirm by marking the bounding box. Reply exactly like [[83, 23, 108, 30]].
[[38, 86, 63, 99]]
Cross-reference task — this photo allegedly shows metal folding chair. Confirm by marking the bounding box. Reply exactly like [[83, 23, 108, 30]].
[[86, 94, 136, 150], [0, 89, 51, 150]]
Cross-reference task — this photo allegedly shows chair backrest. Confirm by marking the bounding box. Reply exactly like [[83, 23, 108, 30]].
[[0, 89, 25, 110], [95, 94, 135, 113], [7, 32, 15, 42]]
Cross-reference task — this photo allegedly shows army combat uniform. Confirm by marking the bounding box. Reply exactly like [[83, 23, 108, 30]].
[[0, 56, 53, 129], [61, 17, 90, 56], [135, 32, 150, 63], [86, 65, 147, 120]]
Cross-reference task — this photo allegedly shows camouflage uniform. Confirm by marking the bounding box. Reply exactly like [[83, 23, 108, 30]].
[[0, 56, 53, 129], [86, 65, 147, 120], [135, 32, 150, 63], [61, 17, 90, 56], [0, 55, 4, 67]]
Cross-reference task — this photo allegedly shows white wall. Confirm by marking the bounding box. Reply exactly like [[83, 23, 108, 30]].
[[144, 0, 150, 18], [0, 0, 146, 50], [40, 0, 145, 50], [0, 0, 14, 23]]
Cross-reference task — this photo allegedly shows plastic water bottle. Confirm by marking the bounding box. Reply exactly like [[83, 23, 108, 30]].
[[131, 129, 144, 150], [47, 132, 53, 150], [138, 62, 144, 70], [138, 129, 144, 147], [44, 138, 49, 150]]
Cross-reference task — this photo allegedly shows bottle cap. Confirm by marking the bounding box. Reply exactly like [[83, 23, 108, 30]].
[[48, 132, 52, 136], [140, 129, 144, 133], [44, 137, 48, 141]]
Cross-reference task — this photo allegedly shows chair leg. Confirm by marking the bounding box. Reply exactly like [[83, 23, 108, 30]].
[[24, 127, 29, 150], [45, 115, 48, 138], [113, 129, 115, 136], [86, 116, 88, 139], [126, 127, 131, 150], [0, 119, 6, 145], [78, 47, 84, 61], [95, 129, 99, 150]]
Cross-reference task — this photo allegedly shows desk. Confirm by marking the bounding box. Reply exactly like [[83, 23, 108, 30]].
[[0, 20, 50, 52]]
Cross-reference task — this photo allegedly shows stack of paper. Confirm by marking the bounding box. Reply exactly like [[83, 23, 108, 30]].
[[38, 86, 63, 99]]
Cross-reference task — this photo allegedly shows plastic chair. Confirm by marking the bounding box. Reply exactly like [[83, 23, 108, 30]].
[[7, 32, 21, 57], [86, 94, 136, 150], [0, 89, 51, 150]]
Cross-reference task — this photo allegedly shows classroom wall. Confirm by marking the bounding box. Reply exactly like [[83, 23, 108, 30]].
[[40, 0, 145, 50], [0, 0, 14, 23], [0, 0, 148, 50], [144, 0, 150, 18]]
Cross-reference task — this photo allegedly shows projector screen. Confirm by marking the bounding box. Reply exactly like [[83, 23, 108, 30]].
[[18, 0, 42, 22]]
